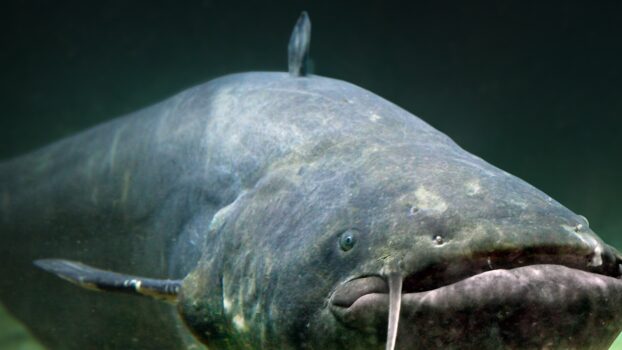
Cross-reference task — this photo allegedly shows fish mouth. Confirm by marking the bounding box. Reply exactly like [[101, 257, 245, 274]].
[[330, 248, 622, 349]]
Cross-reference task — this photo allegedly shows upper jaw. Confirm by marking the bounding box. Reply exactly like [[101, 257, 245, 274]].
[[332, 243, 622, 308]]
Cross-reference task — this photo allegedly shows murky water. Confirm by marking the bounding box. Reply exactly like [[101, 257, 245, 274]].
[[0, 303, 44, 350], [1, 1, 621, 349]]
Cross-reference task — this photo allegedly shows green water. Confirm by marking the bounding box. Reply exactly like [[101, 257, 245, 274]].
[[0, 303, 44, 350], [1, 1, 621, 349]]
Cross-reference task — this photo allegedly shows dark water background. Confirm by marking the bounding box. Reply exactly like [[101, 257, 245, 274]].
[[1, 0, 620, 248], [0, 1, 621, 349]]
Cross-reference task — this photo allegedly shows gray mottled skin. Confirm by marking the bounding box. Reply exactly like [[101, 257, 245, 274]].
[[1, 72, 621, 349]]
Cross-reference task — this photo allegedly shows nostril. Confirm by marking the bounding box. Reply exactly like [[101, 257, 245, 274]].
[[408, 206, 419, 216], [433, 235, 444, 245]]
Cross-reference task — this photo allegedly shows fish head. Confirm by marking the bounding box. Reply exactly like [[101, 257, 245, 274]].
[[177, 75, 622, 349], [179, 139, 622, 349], [324, 141, 622, 349]]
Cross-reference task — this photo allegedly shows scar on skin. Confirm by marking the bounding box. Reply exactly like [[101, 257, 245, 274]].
[[414, 186, 447, 213], [108, 127, 125, 170], [108, 130, 122, 171], [465, 179, 481, 196], [233, 314, 247, 331], [121, 170, 131, 203]]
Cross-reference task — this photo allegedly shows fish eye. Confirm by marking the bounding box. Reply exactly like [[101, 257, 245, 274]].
[[339, 230, 357, 251]]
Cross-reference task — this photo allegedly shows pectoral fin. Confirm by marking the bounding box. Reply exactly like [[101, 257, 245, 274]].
[[34, 259, 181, 303]]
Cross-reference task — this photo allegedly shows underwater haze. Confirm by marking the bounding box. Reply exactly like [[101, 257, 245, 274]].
[[0, 0, 621, 349]]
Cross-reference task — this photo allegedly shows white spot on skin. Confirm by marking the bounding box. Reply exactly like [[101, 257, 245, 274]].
[[465, 180, 481, 196], [369, 112, 382, 122], [589, 245, 603, 267], [223, 298, 232, 313], [233, 314, 247, 331], [509, 199, 528, 209], [414, 187, 447, 213]]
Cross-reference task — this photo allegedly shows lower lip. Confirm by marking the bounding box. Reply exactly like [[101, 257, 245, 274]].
[[331, 264, 622, 349]]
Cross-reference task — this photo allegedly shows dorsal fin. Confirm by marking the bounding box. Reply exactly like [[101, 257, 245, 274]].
[[288, 11, 311, 77], [34, 259, 181, 303]]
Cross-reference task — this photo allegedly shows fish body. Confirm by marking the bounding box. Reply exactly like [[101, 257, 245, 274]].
[[1, 13, 622, 350]]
